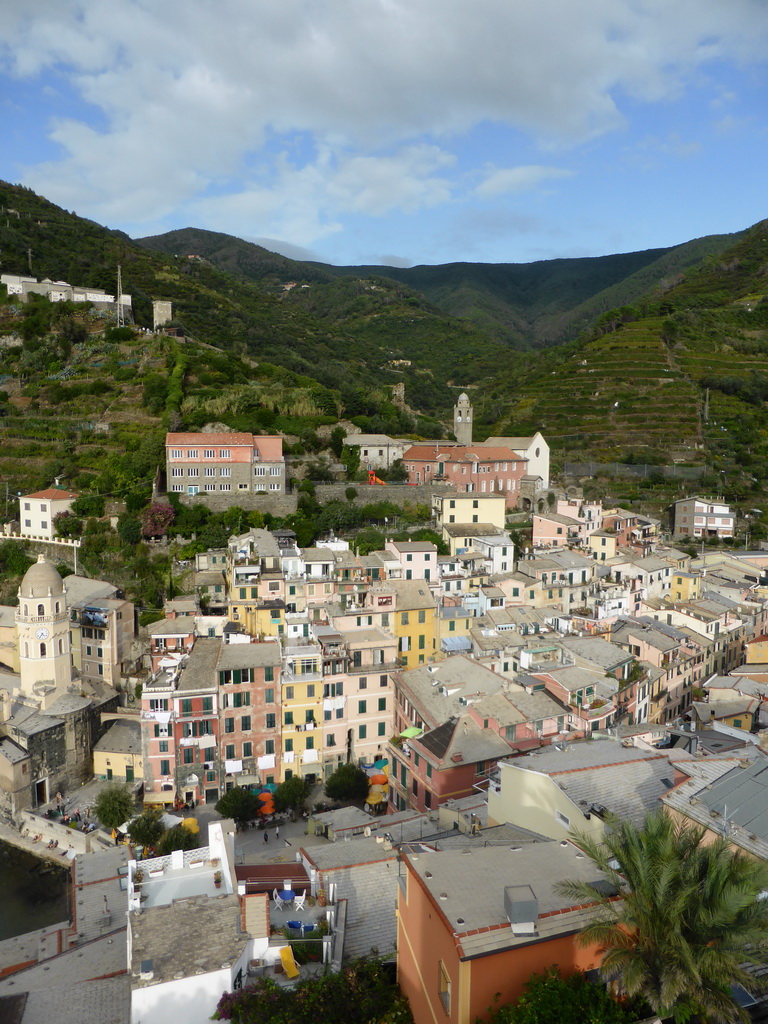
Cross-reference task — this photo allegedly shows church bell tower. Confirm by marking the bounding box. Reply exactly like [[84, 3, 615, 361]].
[[454, 392, 473, 445], [16, 555, 73, 709]]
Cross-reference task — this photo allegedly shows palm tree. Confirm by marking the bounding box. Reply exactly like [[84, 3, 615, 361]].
[[557, 811, 768, 1023]]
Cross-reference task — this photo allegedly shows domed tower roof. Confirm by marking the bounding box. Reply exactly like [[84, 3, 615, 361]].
[[458, 392, 469, 402], [19, 554, 65, 599]]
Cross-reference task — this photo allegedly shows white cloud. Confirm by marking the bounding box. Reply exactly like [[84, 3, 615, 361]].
[[475, 165, 573, 198], [0, 0, 766, 247]]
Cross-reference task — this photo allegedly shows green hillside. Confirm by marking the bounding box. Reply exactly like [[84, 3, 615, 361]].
[[140, 225, 742, 352], [484, 220, 768, 501], [3, 180, 768, 514]]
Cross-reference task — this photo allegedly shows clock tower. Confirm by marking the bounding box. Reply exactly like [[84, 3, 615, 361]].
[[16, 555, 73, 709], [454, 392, 473, 446]]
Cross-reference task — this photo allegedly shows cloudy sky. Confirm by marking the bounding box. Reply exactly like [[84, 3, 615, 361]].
[[0, 0, 766, 267]]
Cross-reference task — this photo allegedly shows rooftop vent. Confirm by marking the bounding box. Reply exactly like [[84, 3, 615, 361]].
[[505, 885, 538, 936], [140, 959, 154, 981]]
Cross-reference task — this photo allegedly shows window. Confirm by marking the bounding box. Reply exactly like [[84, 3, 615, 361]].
[[401, 612, 409, 625], [241, 715, 251, 732], [358, 700, 367, 714], [265, 687, 275, 703], [284, 739, 293, 752], [160, 760, 170, 776], [359, 676, 367, 689], [284, 711, 294, 725], [203, 449, 215, 458], [265, 739, 275, 755], [225, 744, 235, 760], [202, 697, 213, 713], [555, 809, 571, 828], [170, 450, 183, 460], [378, 721, 386, 736], [305, 736, 314, 750], [255, 466, 266, 476], [380, 675, 388, 687], [243, 741, 253, 757], [159, 740, 168, 753], [418, 609, 426, 623], [183, 747, 194, 764], [225, 718, 235, 733], [285, 686, 294, 700], [358, 724, 367, 739], [378, 697, 387, 711], [181, 698, 192, 715], [265, 666, 274, 682], [270, 466, 281, 476], [327, 733, 336, 747], [219, 449, 230, 458], [438, 962, 451, 1014], [186, 450, 198, 458], [307, 684, 315, 698]]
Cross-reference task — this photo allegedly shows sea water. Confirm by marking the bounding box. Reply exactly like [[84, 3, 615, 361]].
[[0, 839, 70, 940]]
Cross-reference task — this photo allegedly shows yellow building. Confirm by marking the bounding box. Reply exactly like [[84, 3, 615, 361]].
[[280, 638, 323, 782], [672, 572, 701, 603], [432, 493, 507, 531], [745, 633, 768, 664], [588, 530, 618, 562], [93, 719, 143, 784], [389, 580, 438, 669]]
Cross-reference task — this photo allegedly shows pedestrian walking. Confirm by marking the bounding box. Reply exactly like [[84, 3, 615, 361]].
[[275, 825, 279, 840], [264, 829, 269, 843]]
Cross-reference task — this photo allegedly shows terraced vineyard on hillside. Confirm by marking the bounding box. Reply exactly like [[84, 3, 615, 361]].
[[504, 320, 703, 458]]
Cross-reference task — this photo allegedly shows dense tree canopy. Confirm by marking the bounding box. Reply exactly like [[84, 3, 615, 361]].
[[94, 784, 135, 830], [215, 787, 260, 829], [485, 968, 641, 1024], [324, 763, 370, 802], [274, 776, 311, 813]]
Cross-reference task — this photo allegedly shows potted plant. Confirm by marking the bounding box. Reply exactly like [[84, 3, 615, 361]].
[[317, 887, 327, 907], [214, 870, 222, 888], [133, 868, 144, 888]]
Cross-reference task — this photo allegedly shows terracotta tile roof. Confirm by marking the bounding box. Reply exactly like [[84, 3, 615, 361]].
[[23, 488, 78, 500], [166, 432, 255, 445], [403, 445, 524, 462]]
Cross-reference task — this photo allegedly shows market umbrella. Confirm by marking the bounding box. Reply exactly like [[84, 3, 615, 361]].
[[365, 792, 384, 806], [369, 784, 388, 795], [400, 726, 423, 739], [181, 817, 199, 834], [370, 773, 388, 786]]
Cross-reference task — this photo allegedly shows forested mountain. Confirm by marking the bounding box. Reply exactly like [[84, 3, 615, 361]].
[[138, 226, 743, 349]]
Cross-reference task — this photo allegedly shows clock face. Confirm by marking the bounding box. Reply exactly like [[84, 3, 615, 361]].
[[35, 627, 49, 640]]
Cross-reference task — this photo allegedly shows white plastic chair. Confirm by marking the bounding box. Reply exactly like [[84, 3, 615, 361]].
[[294, 891, 306, 911], [272, 888, 282, 910]]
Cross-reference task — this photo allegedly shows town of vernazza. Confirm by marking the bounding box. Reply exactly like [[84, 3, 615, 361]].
[[1, 6, 768, 1024]]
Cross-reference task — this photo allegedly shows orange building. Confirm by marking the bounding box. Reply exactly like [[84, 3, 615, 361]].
[[397, 841, 606, 1024]]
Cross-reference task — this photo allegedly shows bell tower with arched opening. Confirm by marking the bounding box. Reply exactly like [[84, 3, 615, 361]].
[[454, 392, 473, 445], [16, 555, 73, 708]]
